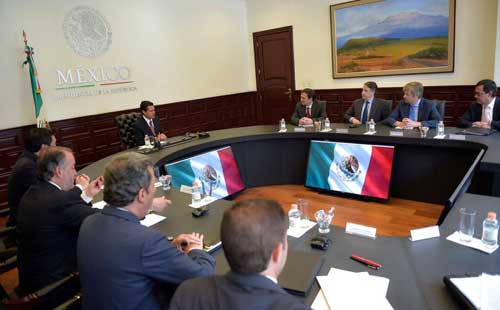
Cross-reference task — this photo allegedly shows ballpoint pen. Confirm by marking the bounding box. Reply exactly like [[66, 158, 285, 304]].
[[350, 254, 382, 270]]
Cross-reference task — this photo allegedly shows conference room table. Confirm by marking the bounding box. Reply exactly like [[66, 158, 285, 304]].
[[79, 124, 500, 309]]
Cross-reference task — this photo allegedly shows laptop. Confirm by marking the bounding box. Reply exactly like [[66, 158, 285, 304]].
[[278, 250, 324, 296], [459, 127, 497, 136]]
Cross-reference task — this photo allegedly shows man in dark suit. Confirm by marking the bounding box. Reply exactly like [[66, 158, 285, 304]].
[[78, 153, 216, 310], [385, 81, 441, 128], [344, 81, 390, 125], [170, 199, 310, 310], [17, 146, 102, 296], [133, 100, 167, 146], [458, 79, 500, 130], [291, 88, 326, 126], [7, 128, 55, 227]]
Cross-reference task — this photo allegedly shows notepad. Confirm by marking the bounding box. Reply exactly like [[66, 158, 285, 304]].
[[444, 273, 500, 310]]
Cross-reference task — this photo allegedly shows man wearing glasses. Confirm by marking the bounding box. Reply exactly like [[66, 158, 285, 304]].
[[458, 79, 500, 130]]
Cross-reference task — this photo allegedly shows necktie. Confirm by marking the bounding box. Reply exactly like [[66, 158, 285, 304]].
[[361, 101, 370, 124], [149, 120, 156, 136], [409, 105, 418, 121], [306, 106, 311, 118], [481, 105, 490, 123]]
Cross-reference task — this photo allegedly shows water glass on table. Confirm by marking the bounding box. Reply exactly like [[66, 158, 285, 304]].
[[159, 175, 172, 191], [459, 207, 476, 242], [314, 208, 334, 234], [297, 199, 310, 228]]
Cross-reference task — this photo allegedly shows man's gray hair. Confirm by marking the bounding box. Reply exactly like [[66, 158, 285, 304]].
[[403, 81, 424, 98], [103, 153, 153, 207], [37, 146, 72, 181]]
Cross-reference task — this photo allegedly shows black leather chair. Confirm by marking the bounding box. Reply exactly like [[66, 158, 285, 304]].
[[434, 100, 446, 120], [114, 112, 141, 149]]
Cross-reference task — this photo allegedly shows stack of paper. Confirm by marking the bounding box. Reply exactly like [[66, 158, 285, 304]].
[[312, 268, 392, 310], [450, 273, 500, 310]]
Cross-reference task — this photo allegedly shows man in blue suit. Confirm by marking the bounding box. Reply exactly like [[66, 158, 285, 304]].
[[385, 81, 441, 128], [77, 153, 215, 309], [170, 199, 310, 310]]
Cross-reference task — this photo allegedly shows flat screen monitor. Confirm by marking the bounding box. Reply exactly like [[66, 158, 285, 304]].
[[165, 146, 244, 199], [305, 140, 395, 200]]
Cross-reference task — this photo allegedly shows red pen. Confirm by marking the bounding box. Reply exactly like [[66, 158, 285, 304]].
[[350, 254, 382, 270]]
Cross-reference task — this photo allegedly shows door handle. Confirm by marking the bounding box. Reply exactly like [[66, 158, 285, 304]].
[[284, 88, 292, 101]]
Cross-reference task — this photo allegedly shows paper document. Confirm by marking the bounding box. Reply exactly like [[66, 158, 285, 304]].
[[287, 220, 316, 238], [450, 273, 500, 310], [446, 231, 499, 254], [140, 213, 166, 227], [189, 196, 218, 209]]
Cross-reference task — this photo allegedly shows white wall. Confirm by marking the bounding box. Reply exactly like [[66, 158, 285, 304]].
[[0, 0, 252, 130], [495, 0, 500, 81], [246, 0, 499, 90]]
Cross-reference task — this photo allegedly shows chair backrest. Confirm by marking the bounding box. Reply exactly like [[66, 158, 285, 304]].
[[434, 100, 446, 120], [381, 99, 393, 110], [317, 100, 327, 118], [114, 112, 141, 149]]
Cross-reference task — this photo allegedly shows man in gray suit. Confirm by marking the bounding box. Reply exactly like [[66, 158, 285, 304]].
[[291, 88, 326, 126], [170, 199, 309, 310], [344, 81, 390, 125]]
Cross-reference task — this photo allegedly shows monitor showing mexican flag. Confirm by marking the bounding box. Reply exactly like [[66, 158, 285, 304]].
[[165, 146, 245, 199], [305, 140, 395, 200]]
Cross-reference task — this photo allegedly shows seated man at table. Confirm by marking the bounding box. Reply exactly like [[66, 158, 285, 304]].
[[17, 146, 102, 297], [7, 127, 55, 227], [133, 100, 167, 146], [78, 153, 216, 309], [170, 199, 310, 310], [458, 79, 500, 130], [291, 88, 326, 126], [385, 81, 441, 128], [344, 81, 390, 125]]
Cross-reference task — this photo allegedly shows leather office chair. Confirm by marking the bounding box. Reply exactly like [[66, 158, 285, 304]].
[[434, 100, 446, 120], [114, 112, 141, 149]]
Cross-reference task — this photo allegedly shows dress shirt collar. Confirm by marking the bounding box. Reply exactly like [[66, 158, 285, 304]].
[[264, 275, 278, 284], [143, 115, 153, 123], [48, 180, 62, 190], [411, 98, 421, 107], [487, 97, 496, 110]]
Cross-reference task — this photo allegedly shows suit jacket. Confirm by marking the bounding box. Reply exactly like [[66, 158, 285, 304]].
[[290, 100, 326, 125], [78, 206, 216, 310], [458, 97, 500, 130], [7, 150, 38, 227], [385, 98, 441, 128], [133, 116, 164, 146], [344, 97, 391, 123], [17, 181, 97, 295], [170, 271, 310, 310]]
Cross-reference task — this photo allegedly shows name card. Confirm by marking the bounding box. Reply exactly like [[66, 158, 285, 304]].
[[433, 134, 446, 139], [278, 129, 287, 133], [409, 225, 440, 242], [363, 131, 377, 135], [345, 222, 377, 239], [335, 128, 349, 134], [294, 127, 306, 132], [389, 131, 404, 137], [449, 134, 466, 140]]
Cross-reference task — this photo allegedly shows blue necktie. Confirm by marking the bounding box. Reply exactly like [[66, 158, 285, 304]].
[[409, 105, 417, 121], [361, 101, 370, 124]]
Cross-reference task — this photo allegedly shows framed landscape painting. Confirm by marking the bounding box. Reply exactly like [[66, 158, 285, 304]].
[[330, 0, 455, 78]]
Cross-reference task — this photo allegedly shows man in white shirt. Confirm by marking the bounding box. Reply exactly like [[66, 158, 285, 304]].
[[458, 79, 500, 130]]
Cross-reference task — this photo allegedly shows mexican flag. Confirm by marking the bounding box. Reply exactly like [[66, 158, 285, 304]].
[[22, 31, 44, 127], [166, 147, 244, 199], [306, 141, 394, 199]]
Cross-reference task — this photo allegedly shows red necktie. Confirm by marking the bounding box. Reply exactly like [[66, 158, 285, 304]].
[[306, 106, 311, 118], [149, 120, 156, 136]]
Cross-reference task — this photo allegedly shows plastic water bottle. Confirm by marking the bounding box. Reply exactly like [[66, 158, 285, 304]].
[[437, 121, 445, 137], [368, 119, 376, 133], [191, 181, 202, 205], [144, 135, 151, 147], [324, 117, 330, 130], [280, 118, 286, 131], [288, 204, 302, 228], [481, 212, 499, 248]]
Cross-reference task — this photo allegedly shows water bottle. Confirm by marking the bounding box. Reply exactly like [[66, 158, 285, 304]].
[[280, 118, 286, 131], [191, 181, 202, 205], [437, 121, 445, 137], [368, 119, 376, 133], [324, 117, 330, 130], [481, 212, 499, 248], [288, 204, 302, 228], [144, 135, 151, 147]]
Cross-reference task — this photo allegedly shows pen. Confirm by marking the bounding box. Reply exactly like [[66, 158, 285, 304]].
[[350, 254, 382, 270]]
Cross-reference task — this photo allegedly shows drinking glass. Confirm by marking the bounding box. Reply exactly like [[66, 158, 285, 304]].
[[159, 175, 172, 190], [459, 208, 476, 242], [314, 208, 334, 234], [297, 199, 310, 228], [419, 126, 429, 138]]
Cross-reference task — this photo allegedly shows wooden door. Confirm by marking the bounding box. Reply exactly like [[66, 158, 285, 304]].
[[253, 26, 295, 125]]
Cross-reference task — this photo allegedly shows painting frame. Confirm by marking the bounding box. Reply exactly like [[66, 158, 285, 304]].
[[330, 0, 455, 78]]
